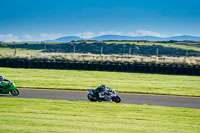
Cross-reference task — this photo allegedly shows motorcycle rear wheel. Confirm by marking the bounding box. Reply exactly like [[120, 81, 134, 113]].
[[10, 89, 19, 96], [87, 94, 97, 102]]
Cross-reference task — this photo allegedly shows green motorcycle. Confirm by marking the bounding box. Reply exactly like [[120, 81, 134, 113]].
[[0, 81, 19, 96]]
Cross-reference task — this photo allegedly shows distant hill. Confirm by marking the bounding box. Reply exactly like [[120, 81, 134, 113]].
[[90, 35, 163, 41], [44, 35, 200, 42], [91, 35, 200, 41], [91, 35, 135, 41], [44, 36, 83, 42], [166, 35, 200, 41]]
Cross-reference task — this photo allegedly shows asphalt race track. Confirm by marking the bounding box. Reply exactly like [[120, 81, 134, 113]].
[[1, 88, 200, 109]]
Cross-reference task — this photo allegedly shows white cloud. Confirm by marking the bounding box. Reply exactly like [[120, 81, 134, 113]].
[[0, 34, 19, 42], [75, 31, 123, 39], [75, 31, 95, 39], [22, 35, 33, 40], [170, 33, 183, 37], [0, 30, 168, 42], [75, 30, 165, 39], [98, 31, 123, 36], [0, 33, 67, 42], [39, 33, 65, 41], [127, 30, 165, 37]]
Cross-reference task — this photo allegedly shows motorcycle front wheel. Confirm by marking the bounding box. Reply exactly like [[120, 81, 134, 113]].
[[112, 96, 121, 103], [10, 89, 20, 96]]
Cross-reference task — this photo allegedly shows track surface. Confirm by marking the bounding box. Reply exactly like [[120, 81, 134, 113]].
[[1, 88, 200, 109]]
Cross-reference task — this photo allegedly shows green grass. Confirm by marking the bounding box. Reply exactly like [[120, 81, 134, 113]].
[[103, 41, 200, 52], [2, 42, 67, 45], [3, 41, 200, 52], [0, 97, 199, 133], [1, 67, 200, 96], [0, 48, 41, 55]]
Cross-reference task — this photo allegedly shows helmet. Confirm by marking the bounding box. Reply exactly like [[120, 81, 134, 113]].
[[100, 85, 106, 91], [0, 76, 4, 81]]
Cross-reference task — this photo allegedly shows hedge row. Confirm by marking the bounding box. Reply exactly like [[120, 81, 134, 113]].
[[0, 59, 200, 76]]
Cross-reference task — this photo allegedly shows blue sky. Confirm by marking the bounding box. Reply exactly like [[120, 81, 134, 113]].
[[0, 0, 200, 41]]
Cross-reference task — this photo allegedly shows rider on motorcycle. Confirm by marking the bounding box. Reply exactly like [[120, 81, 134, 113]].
[[94, 85, 111, 101], [0, 76, 12, 92]]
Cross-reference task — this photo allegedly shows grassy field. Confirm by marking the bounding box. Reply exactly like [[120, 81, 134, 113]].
[[1, 67, 200, 96], [103, 41, 200, 52], [79, 41, 200, 52], [3, 41, 200, 52], [0, 97, 199, 133], [2, 42, 67, 45], [0, 48, 41, 56], [1, 41, 200, 65]]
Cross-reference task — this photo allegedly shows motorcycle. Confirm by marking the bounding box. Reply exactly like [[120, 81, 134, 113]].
[[87, 87, 121, 103], [0, 81, 19, 96]]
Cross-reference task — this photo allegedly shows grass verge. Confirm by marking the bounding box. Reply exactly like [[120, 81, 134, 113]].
[[0, 97, 200, 133], [0, 47, 41, 56], [103, 41, 200, 52], [1, 67, 200, 96]]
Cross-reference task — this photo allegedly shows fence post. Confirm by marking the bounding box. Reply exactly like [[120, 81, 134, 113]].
[[129, 47, 132, 55], [73, 45, 76, 53], [100, 46, 103, 56]]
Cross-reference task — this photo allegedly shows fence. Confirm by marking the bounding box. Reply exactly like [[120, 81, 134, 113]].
[[0, 59, 200, 76]]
